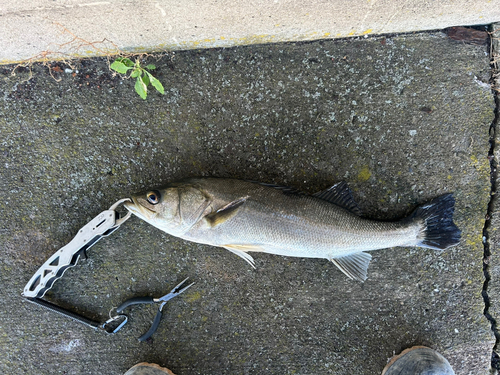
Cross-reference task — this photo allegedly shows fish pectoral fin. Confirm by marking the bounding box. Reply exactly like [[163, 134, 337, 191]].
[[205, 197, 248, 228], [329, 252, 372, 282], [222, 244, 260, 269]]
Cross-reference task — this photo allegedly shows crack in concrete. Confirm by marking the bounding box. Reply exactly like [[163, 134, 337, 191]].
[[483, 22, 500, 374]]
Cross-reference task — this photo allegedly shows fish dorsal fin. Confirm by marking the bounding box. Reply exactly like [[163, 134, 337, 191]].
[[205, 197, 248, 228], [222, 244, 259, 268], [329, 252, 372, 282], [248, 180, 305, 195], [314, 182, 362, 216]]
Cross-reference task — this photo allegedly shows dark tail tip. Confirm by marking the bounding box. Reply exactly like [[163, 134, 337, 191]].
[[411, 193, 461, 250]]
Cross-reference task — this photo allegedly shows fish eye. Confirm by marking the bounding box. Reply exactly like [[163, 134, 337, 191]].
[[146, 191, 161, 205]]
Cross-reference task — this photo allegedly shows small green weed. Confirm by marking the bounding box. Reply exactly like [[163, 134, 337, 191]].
[[110, 57, 164, 100]]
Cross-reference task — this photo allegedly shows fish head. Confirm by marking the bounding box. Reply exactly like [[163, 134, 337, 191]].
[[125, 184, 211, 235]]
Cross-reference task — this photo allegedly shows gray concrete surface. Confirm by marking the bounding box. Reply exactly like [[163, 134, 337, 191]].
[[0, 31, 495, 374], [1, 0, 500, 64]]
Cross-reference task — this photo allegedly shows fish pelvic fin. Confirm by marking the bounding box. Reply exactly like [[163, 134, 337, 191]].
[[409, 194, 461, 250], [330, 252, 372, 282], [222, 244, 261, 269], [205, 197, 248, 228]]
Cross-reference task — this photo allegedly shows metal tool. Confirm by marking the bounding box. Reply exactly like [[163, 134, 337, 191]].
[[23, 198, 132, 300], [22, 198, 195, 339], [115, 278, 195, 341], [23, 199, 132, 333]]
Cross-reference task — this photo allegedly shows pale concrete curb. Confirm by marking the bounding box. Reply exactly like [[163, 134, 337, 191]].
[[1, 0, 500, 64]]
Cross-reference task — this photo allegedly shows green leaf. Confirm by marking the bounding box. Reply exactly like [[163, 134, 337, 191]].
[[145, 71, 164, 94], [146, 64, 156, 70], [110, 61, 132, 74], [118, 58, 134, 67], [142, 72, 150, 86], [130, 68, 141, 78], [135, 77, 147, 100]]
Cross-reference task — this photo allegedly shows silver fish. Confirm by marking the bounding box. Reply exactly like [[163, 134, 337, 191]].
[[124, 178, 460, 281]]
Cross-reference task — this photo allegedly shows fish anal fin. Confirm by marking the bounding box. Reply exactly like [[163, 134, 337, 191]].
[[330, 252, 372, 282], [314, 182, 362, 216], [222, 244, 261, 268], [205, 197, 248, 228]]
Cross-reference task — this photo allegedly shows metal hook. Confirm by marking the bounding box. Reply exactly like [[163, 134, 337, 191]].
[[101, 314, 128, 334], [109, 198, 132, 227]]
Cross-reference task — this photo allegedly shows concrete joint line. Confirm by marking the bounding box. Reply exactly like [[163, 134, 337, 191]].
[[483, 22, 500, 373]]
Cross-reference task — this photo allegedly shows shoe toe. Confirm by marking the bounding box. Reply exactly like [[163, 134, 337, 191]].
[[124, 362, 176, 375], [382, 346, 455, 375]]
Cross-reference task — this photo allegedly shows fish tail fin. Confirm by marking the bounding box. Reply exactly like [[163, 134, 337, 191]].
[[409, 194, 461, 250]]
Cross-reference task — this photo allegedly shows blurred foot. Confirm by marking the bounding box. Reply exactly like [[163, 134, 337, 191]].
[[382, 346, 455, 375], [124, 362, 176, 375]]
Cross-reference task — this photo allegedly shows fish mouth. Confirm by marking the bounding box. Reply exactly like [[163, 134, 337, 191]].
[[123, 196, 155, 222]]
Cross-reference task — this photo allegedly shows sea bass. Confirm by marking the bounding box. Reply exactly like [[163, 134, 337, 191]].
[[124, 178, 460, 281]]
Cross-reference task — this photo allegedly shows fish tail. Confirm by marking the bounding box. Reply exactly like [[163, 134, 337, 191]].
[[409, 194, 461, 250]]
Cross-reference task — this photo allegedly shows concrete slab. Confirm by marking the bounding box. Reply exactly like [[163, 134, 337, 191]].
[[1, 0, 500, 64], [484, 22, 500, 371], [0, 31, 495, 374]]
